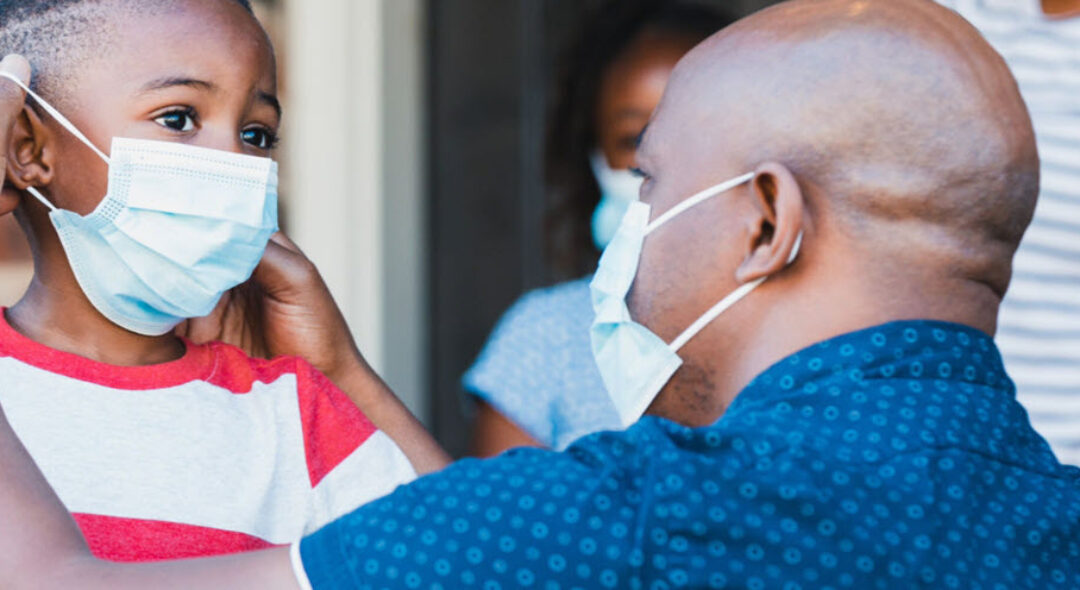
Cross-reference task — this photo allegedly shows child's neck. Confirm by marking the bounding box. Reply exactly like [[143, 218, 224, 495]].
[[6, 276, 186, 367]]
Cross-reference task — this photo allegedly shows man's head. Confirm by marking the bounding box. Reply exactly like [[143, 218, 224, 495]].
[[630, 0, 1039, 425], [0, 0, 277, 313]]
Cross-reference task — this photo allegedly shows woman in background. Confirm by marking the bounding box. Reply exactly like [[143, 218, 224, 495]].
[[465, 0, 734, 456]]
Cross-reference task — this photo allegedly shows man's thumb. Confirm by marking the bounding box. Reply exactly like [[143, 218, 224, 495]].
[[0, 55, 30, 206], [0, 55, 30, 112]]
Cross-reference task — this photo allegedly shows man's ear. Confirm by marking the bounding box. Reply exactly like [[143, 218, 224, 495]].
[[2, 105, 55, 215], [734, 161, 805, 283]]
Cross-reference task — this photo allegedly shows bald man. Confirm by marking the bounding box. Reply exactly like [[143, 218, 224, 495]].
[[935, 0, 1080, 466], [2, 0, 1079, 588]]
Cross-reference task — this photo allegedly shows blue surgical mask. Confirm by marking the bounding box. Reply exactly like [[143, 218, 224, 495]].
[[589, 172, 802, 427], [589, 150, 643, 250], [1, 72, 279, 337]]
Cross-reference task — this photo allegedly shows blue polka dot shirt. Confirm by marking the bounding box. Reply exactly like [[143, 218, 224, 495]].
[[301, 321, 1080, 589]]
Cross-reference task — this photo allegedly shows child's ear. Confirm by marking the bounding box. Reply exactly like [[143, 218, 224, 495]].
[[2, 105, 55, 214]]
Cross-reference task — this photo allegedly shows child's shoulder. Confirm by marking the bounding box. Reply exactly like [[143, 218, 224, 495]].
[[198, 339, 329, 396], [202, 340, 383, 487]]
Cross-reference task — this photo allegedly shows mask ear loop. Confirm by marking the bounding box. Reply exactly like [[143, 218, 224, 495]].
[[0, 72, 110, 164], [668, 231, 804, 353], [645, 173, 755, 235], [0, 71, 110, 213], [24, 186, 57, 212]]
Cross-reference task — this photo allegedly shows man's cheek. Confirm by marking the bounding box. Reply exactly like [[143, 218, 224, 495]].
[[627, 245, 669, 328]]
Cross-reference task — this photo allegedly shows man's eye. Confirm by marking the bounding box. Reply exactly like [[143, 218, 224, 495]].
[[154, 109, 196, 132], [241, 127, 279, 150]]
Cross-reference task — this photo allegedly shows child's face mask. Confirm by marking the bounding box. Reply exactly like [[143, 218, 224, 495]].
[[0, 72, 279, 336]]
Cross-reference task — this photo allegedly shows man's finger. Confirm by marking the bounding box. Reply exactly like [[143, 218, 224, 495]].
[[252, 238, 321, 298], [268, 231, 304, 255], [0, 54, 29, 104]]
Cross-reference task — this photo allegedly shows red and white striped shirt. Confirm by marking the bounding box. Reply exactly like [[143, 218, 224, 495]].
[[0, 312, 416, 562]]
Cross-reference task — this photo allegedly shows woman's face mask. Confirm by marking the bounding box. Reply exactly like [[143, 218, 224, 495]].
[[589, 150, 644, 250], [0, 72, 279, 336]]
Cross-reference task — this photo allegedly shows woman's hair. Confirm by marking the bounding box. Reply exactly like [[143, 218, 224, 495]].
[[543, 0, 735, 280]]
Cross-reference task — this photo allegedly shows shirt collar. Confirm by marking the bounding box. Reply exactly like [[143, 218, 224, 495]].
[[728, 320, 1008, 416]]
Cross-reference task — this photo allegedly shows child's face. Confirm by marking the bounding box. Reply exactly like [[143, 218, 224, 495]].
[[41, 0, 279, 216]]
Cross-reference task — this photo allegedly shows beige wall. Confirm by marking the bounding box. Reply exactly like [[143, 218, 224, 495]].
[[280, 0, 430, 421]]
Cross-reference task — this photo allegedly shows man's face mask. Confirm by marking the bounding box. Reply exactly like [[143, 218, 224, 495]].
[[0, 72, 278, 337], [590, 172, 802, 427]]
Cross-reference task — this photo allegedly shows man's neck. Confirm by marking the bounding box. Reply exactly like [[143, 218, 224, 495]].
[[6, 273, 185, 367], [652, 270, 1001, 427]]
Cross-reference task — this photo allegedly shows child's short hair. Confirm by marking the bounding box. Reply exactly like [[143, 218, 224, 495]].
[[0, 0, 255, 101]]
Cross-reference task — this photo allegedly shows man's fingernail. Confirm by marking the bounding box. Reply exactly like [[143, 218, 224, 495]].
[[0, 55, 31, 85]]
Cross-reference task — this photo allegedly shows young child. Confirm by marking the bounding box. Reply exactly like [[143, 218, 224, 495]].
[[0, 0, 418, 561]]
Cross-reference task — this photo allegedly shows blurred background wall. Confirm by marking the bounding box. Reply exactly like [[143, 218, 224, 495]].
[[0, 0, 780, 457]]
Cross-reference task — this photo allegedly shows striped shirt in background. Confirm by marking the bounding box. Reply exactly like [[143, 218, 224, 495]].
[[939, 0, 1080, 465]]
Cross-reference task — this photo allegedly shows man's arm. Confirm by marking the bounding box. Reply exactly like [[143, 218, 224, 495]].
[[0, 399, 298, 589], [470, 399, 544, 457], [0, 388, 92, 586]]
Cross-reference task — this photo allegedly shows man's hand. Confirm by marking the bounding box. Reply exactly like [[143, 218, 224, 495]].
[[180, 233, 451, 474], [179, 233, 365, 384], [0, 55, 30, 216]]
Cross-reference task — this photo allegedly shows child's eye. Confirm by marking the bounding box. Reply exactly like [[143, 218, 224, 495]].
[[630, 166, 649, 179], [241, 127, 279, 150], [153, 108, 197, 133]]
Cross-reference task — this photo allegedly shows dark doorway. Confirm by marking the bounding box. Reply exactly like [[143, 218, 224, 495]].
[[427, 0, 783, 457]]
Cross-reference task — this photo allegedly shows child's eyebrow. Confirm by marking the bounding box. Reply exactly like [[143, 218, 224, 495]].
[[139, 76, 216, 94], [139, 77, 281, 120], [258, 91, 282, 119]]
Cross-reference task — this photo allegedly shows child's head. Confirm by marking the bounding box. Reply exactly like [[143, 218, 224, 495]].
[[0, 0, 258, 99], [2, 0, 278, 214], [0, 0, 280, 336]]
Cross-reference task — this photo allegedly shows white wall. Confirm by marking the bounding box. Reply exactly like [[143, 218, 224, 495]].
[[381, 0, 430, 422], [282, 0, 429, 421]]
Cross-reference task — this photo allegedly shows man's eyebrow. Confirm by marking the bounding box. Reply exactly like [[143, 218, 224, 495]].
[[139, 77, 216, 94], [635, 124, 650, 149], [615, 108, 651, 121], [257, 91, 282, 119]]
